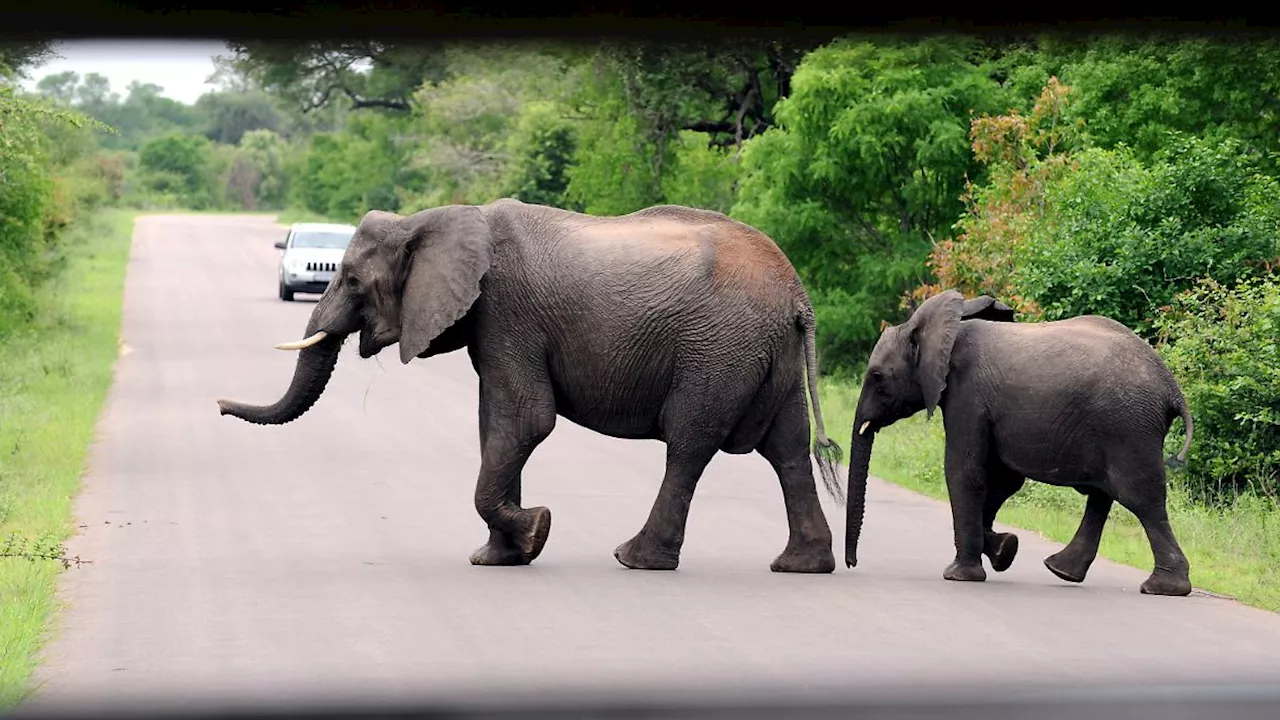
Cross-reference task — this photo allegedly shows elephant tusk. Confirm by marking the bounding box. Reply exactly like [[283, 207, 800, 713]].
[[859, 421, 870, 435], [275, 331, 328, 351]]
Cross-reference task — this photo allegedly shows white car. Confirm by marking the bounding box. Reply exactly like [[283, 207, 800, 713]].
[[275, 222, 358, 301]]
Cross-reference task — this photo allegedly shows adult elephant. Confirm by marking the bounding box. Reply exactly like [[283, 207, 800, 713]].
[[842, 289, 1195, 597], [217, 198, 845, 573]]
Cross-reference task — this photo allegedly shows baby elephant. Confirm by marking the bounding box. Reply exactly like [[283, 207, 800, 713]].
[[843, 289, 1194, 597]]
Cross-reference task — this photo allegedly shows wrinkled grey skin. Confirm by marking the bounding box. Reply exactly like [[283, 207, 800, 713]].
[[218, 198, 846, 573], [844, 289, 1195, 597]]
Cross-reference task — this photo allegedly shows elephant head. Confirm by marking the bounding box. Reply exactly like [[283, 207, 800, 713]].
[[842, 290, 1015, 568], [217, 204, 494, 425]]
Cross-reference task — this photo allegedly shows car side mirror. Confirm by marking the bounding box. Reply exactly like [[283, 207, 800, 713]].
[[274, 241, 286, 250]]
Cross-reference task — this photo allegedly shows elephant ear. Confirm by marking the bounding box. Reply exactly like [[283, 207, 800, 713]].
[[961, 295, 1016, 323], [396, 205, 494, 364], [906, 289, 965, 419]]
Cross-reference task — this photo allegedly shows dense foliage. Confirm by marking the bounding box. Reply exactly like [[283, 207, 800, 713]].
[[731, 36, 1009, 365], [1154, 276, 1280, 504], [0, 53, 112, 338], [6, 33, 1280, 504]]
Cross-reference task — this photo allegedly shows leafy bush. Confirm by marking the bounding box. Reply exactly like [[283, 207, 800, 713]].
[[914, 77, 1083, 316], [1017, 133, 1280, 336], [1154, 275, 1280, 504], [0, 87, 107, 338]]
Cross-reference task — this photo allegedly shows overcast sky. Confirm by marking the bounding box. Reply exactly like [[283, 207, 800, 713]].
[[19, 39, 229, 105]]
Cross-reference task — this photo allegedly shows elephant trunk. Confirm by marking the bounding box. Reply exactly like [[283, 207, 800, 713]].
[[217, 317, 347, 425], [844, 417, 875, 569]]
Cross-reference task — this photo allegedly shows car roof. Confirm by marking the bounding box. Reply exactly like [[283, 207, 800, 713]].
[[290, 222, 358, 233]]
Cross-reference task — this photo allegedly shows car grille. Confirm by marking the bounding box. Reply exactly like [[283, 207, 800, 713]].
[[306, 262, 339, 273]]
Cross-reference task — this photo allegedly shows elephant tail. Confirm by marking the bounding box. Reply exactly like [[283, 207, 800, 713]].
[[800, 310, 846, 507], [1165, 394, 1194, 469]]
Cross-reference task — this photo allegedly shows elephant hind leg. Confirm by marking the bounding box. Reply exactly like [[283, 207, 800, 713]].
[[613, 436, 722, 571], [1109, 461, 1192, 596], [469, 369, 557, 567], [1043, 489, 1113, 584], [755, 383, 836, 574], [614, 373, 753, 571]]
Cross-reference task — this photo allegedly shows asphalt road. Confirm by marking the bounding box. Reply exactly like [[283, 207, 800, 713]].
[[18, 214, 1280, 715]]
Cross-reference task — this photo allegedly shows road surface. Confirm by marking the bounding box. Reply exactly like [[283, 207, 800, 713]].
[[19, 214, 1280, 714]]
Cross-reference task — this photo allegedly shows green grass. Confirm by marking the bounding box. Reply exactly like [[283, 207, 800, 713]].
[[819, 376, 1280, 613], [0, 209, 136, 709]]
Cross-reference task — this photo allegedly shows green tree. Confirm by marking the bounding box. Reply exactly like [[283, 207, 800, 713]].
[[562, 66, 665, 215], [221, 40, 450, 114], [0, 41, 57, 80], [401, 45, 571, 207], [195, 89, 285, 145], [34, 69, 79, 105], [983, 34, 1280, 175], [562, 38, 818, 216], [918, 76, 1085, 316], [138, 133, 216, 208], [235, 128, 290, 208], [659, 131, 740, 213], [289, 115, 404, 220], [730, 35, 1007, 367], [503, 100, 582, 210]]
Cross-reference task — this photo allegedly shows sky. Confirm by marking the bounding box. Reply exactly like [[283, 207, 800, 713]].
[[19, 39, 230, 105]]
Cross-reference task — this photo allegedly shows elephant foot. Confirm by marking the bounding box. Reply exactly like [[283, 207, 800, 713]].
[[1140, 571, 1192, 597], [613, 533, 680, 571], [943, 559, 987, 583], [770, 539, 836, 574], [469, 506, 552, 567], [984, 532, 1019, 573], [1043, 549, 1091, 584]]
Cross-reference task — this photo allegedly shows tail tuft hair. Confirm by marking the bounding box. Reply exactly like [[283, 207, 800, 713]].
[[813, 436, 846, 507]]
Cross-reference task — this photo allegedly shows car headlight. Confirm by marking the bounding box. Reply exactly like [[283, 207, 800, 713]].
[[284, 257, 306, 272]]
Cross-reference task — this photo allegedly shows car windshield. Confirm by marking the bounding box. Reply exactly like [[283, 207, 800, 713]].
[[292, 230, 354, 249]]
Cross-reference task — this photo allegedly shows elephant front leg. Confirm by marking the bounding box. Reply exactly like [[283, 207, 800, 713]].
[[982, 467, 1025, 573], [469, 378, 556, 567], [942, 436, 989, 583], [470, 475, 552, 567]]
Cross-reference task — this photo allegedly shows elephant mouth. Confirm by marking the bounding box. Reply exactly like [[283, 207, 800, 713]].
[[359, 328, 399, 359]]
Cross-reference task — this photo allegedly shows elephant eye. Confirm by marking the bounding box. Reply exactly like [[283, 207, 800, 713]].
[[345, 274, 361, 290]]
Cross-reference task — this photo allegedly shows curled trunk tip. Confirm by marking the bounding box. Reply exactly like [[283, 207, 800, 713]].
[[217, 334, 344, 425]]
